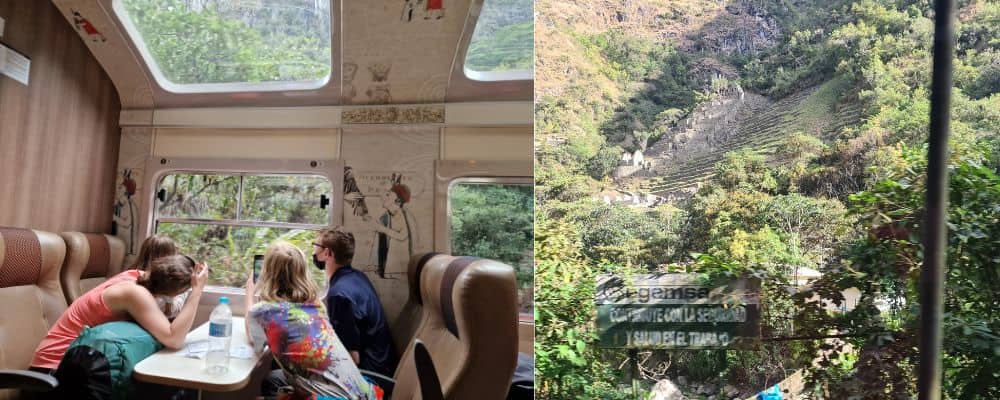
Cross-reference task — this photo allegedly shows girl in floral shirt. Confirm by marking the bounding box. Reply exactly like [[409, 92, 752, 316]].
[[245, 241, 381, 400]]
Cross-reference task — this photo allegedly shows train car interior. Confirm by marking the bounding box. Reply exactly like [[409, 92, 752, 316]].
[[0, 0, 533, 398]]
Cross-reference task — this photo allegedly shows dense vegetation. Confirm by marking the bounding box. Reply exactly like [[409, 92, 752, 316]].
[[156, 176, 536, 307], [155, 174, 331, 288], [466, 0, 534, 72], [121, 0, 332, 85], [450, 183, 535, 312], [536, 0, 998, 397]]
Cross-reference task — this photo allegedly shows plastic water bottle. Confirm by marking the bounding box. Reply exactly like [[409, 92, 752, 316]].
[[206, 296, 232, 375]]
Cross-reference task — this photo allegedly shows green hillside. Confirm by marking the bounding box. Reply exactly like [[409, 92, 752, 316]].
[[535, 0, 999, 398]]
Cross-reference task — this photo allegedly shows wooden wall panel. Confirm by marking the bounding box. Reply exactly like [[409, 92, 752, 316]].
[[0, 1, 121, 233]]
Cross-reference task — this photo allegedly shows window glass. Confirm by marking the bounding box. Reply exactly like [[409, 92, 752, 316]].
[[156, 174, 239, 220], [155, 173, 331, 288], [242, 175, 332, 224], [157, 223, 326, 289], [464, 0, 533, 80], [449, 182, 533, 313], [115, 0, 332, 92]]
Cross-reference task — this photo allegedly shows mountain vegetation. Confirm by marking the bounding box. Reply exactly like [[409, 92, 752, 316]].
[[535, 0, 998, 397]]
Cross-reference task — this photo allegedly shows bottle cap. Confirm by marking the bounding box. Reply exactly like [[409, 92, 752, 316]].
[[219, 296, 229, 304]]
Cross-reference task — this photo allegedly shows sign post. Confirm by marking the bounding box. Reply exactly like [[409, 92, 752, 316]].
[[595, 274, 761, 349]]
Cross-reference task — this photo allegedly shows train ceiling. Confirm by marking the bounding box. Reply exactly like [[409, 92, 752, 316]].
[[50, 0, 532, 109]]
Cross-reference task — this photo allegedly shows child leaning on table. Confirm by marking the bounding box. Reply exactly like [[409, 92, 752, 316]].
[[244, 241, 384, 400], [130, 234, 191, 320]]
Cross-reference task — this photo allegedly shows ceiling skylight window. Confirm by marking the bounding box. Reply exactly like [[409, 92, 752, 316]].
[[464, 0, 533, 81], [114, 0, 332, 93]]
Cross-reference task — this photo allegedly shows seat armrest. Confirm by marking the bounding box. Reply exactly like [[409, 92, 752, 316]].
[[413, 340, 443, 400], [0, 370, 58, 391], [359, 369, 395, 396]]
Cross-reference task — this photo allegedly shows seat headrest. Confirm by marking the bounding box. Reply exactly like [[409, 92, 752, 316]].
[[59, 232, 125, 303], [438, 256, 481, 338], [407, 252, 444, 305], [0, 227, 47, 288], [60, 232, 125, 279], [424, 257, 517, 339]]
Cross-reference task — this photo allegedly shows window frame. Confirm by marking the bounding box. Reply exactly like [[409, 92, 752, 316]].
[[110, 0, 334, 94], [445, 176, 533, 255], [432, 160, 532, 253], [460, 0, 533, 82], [142, 157, 344, 292], [445, 175, 533, 320], [154, 172, 334, 231], [445, 0, 532, 102]]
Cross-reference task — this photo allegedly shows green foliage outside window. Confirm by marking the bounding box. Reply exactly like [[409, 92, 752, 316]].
[[156, 173, 331, 289], [449, 183, 534, 313], [465, 0, 533, 74], [535, 0, 998, 396], [119, 0, 331, 86]]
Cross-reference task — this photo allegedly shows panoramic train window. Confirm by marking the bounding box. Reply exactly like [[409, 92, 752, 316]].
[[113, 0, 332, 92], [464, 0, 533, 81], [154, 173, 332, 288], [448, 179, 533, 313]]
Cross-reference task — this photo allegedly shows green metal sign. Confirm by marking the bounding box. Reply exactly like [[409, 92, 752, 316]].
[[595, 274, 761, 349]]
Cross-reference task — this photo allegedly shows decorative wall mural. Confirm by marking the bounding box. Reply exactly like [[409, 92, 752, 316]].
[[340, 128, 436, 323], [342, 105, 445, 124], [401, 0, 446, 22], [113, 127, 153, 266], [425, 0, 445, 19], [113, 169, 138, 255], [72, 10, 106, 42], [343, 169, 425, 279], [365, 63, 393, 104], [343, 62, 359, 102], [401, 0, 418, 22], [367, 173, 417, 278]]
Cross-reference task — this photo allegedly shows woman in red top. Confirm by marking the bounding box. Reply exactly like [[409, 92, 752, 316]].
[[30, 255, 208, 372]]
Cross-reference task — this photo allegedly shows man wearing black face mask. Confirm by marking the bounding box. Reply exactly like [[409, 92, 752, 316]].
[[313, 227, 398, 377]]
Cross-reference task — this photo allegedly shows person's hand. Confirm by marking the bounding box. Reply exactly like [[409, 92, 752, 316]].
[[344, 192, 364, 202], [245, 272, 257, 311], [245, 272, 256, 298], [191, 262, 209, 291], [362, 214, 372, 222]]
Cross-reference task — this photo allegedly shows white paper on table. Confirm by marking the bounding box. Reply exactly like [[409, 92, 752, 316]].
[[229, 345, 253, 359], [183, 340, 253, 359]]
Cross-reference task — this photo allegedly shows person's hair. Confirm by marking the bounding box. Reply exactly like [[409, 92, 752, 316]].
[[131, 235, 179, 271], [258, 242, 318, 304], [137, 255, 194, 295], [316, 227, 354, 265], [389, 183, 410, 206]]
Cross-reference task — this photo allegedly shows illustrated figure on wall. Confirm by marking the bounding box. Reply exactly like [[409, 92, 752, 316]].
[[425, 0, 445, 19], [363, 173, 416, 278], [366, 63, 392, 104], [113, 169, 137, 254], [72, 10, 107, 43], [343, 62, 358, 102], [343, 166, 368, 216], [401, 0, 418, 22]]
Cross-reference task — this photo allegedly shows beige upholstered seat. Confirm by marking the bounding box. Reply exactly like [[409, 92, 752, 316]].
[[392, 256, 519, 400], [58, 232, 125, 304], [0, 227, 67, 400], [392, 252, 447, 354]]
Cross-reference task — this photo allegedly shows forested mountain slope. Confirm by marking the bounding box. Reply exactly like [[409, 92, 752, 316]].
[[535, 0, 999, 397]]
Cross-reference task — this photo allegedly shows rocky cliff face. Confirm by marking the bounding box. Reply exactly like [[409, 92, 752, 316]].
[[538, 0, 862, 202], [689, 1, 782, 55]]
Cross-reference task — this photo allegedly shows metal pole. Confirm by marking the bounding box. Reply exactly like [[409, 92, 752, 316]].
[[919, 0, 954, 397]]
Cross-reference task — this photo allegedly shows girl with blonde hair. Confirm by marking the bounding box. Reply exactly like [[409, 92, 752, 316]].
[[245, 241, 380, 400]]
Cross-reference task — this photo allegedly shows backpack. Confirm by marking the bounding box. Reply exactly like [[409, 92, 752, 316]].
[[757, 384, 784, 400], [51, 321, 163, 400]]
